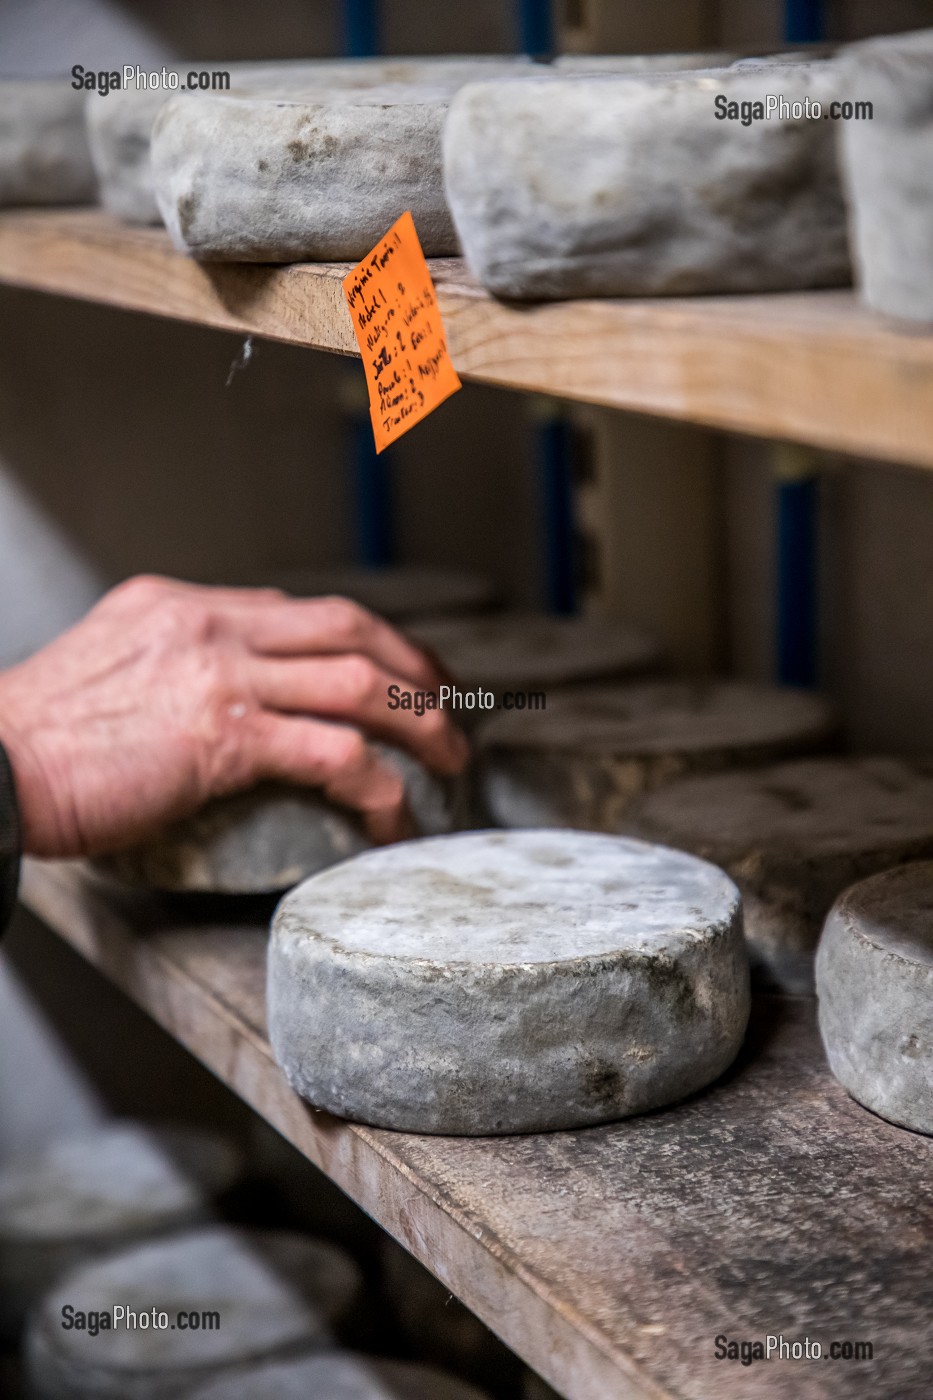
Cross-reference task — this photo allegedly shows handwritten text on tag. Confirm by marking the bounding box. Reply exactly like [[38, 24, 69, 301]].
[[343, 211, 462, 453]]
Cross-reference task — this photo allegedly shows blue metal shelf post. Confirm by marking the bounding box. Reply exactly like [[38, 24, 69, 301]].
[[776, 466, 818, 687], [342, 0, 380, 58], [516, 0, 555, 59], [784, 0, 825, 44], [774, 0, 824, 686]]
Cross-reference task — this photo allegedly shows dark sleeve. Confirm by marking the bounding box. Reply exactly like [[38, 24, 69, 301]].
[[0, 740, 21, 935]]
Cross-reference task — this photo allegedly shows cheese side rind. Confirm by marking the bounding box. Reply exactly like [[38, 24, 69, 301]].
[[817, 861, 933, 1134], [444, 66, 849, 300], [0, 81, 96, 206], [268, 830, 750, 1134]]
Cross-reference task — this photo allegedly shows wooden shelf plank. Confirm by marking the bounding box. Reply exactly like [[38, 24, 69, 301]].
[[19, 858, 933, 1400], [2, 209, 933, 469]]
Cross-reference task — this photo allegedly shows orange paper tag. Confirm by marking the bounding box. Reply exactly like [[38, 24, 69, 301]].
[[342, 211, 462, 453]]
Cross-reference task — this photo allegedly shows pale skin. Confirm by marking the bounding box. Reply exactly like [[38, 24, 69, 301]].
[[0, 575, 469, 858]]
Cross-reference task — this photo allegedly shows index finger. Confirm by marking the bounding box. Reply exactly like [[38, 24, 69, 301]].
[[230, 595, 445, 691]]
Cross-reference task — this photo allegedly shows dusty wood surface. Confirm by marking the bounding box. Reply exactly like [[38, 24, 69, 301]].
[[2, 209, 933, 469], [17, 858, 933, 1400]]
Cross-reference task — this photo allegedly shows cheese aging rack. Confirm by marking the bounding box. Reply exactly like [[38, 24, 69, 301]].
[[3, 207, 933, 1400]]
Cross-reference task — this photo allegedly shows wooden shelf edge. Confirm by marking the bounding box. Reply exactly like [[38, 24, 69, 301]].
[[18, 859, 667, 1400], [2, 209, 933, 469]]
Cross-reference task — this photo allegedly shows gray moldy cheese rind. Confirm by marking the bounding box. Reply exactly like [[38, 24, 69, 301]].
[[443, 65, 849, 300], [555, 50, 832, 74], [152, 86, 459, 261], [0, 1121, 240, 1343], [0, 80, 96, 206], [94, 783, 369, 894], [87, 56, 530, 225], [817, 861, 933, 1134], [94, 748, 458, 894], [267, 563, 497, 621], [267, 830, 750, 1135], [406, 613, 661, 691], [25, 1226, 362, 1400], [554, 52, 736, 73], [630, 757, 933, 995], [85, 61, 368, 226], [85, 83, 172, 224], [479, 680, 836, 834], [730, 50, 835, 68], [188, 1353, 491, 1400], [837, 28, 933, 321]]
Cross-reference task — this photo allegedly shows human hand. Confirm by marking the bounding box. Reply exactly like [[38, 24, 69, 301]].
[[0, 575, 468, 857]]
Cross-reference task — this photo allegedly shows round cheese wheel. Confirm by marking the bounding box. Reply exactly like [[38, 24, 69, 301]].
[[188, 1353, 491, 1400], [268, 565, 497, 621], [25, 1227, 363, 1400], [94, 748, 461, 894], [631, 758, 933, 994], [87, 58, 530, 225], [480, 680, 836, 832], [838, 29, 933, 320], [152, 88, 460, 262], [0, 80, 96, 206], [407, 614, 660, 694], [0, 1122, 240, 1343], [817, 861, 933, 1135], [444, 66, 847, 301], [268, 830, 749, 1134], [554, 52, 736, 72]]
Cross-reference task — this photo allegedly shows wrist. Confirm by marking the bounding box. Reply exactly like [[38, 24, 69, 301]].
[[0, 720, 69, 857]]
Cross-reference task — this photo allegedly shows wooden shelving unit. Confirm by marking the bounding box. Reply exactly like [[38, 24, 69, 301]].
[[2, 209, 933, 470], [6, 204, 933, 1400], [20, 859, 933, 1400]]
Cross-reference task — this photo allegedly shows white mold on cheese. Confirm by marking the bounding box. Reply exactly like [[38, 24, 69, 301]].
[[444, 65, 849, 300], [407, 613, 661, 693], [95, 747, 461, 894], [188, 1352, 492, 1400], [0, 80, 96, 206], [26, 1226, 362, 1400], [480, 680, 836, 833], [87, 56, 531, 225], [837, 28, 933, 320], [0, 1121, 240, 1343], [633, 758, 933, 994], [818, 860, 933, 1134], [268, 829, 749, 1135]]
